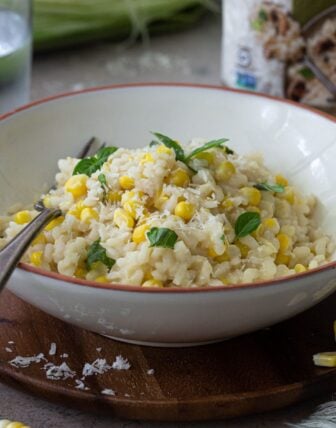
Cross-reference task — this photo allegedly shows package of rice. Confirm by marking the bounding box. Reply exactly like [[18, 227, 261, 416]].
[[221, 0, 336, 112]]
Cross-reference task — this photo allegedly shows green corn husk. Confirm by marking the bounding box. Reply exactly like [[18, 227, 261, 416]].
[[33, 0, 212, 52]]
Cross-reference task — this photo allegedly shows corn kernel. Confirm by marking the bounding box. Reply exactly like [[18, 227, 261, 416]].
[[142, 279, 163, 288], [143, 271, 153, 281], [194, 151, 214, 163], [216, 251, 231, 262], [236, 241, 249, 258], [30, 251, 43, 267], [80, 207, 99, 223], [132, 224, 149, 244], [64, 174, 87, 198], [263, 218, 278, 229], [107, 191, 121, 203], [32, 233, 46, 246], [74, 267, 86, 278], [275, 174, 288, 187], [215, 161, 236, 182], [156, 145, 172, 155], [119, 176, 134, 190], [313, 352, 336, 367], [68, 201, 85, 219], [275, 253, 290, 265], [6, 423, 30, 428], [154, 191, 169, 210], [219, 276, 229, 285], [281, 187, 295, 204], [277, 233, 292, 253], [221, 198, 234, 211], [208, 247, 218, 258], [45, 216, 64, 231], [140, 153, 154, 165], [95, 276, 109, 283], [43, 195, 52, 208], [113, 208, 134, 228], [240, 187, 261, 206], [14, 210, 31, 225], [169, 169, 190, 187], [174, 201, 195, 222], [294, 264, 307, 273]]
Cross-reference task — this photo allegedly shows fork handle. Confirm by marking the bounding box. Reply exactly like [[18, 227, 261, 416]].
[[0, 208, 62, 292]]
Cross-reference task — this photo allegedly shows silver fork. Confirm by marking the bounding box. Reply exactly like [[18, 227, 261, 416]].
[[0, 138, 104, 292]]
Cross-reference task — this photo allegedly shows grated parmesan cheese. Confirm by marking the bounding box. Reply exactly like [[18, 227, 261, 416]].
[[112, 355, 131, 371], [5, 347, 12, 353], [101, 388, 115, 396], [82, 358, 110, 377], [60, 353, 69, 358], [49, 342, 57, 356], [75, 379, 90, 390], [96, 347, 102, 352], [9, 353, 45, 368], [147, 369, 155, 375], [43, 362, 76, 380]]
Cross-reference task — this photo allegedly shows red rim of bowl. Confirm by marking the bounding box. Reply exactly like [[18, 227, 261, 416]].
[[2, 82, 336, 293]]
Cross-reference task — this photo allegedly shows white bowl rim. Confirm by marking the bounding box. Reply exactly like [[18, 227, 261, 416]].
[[2, 82, 335, 294]]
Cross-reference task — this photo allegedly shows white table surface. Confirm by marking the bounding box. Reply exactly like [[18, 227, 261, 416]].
[[0, 12, 333, 428]]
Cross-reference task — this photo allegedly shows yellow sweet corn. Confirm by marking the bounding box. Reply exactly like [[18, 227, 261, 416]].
[[142, 279, 163, 288], [30, 251, 43, 267], [80, 207, 99, 223], [174, 201, 195, 221], [140, 153, 154, 165], [219, 276, 229, 285], [240, 187, 261, 206], [194, 151, 214, 163], [14, 210, 31, 224], [275, 174, 288, 187], [74, 266, 87, 278], [107, 190, 122, 203], [64, 174, 87, 197], [43, 195, 52, 208], [169, 169, 189, 187], [113, 208, 134, 228], [281, 187, 295, 204], [275, 253, 290, 265], [236, 241, 249, 258], [294, 264, 306, 273], [215, 161, 236, 182], [119, 176, 134, 190], [68, 201, 85, 219], [221, 198, 235, 211], [132, 224, 149, 244], [154, 191, 169, 210], [313, 352, 336, 367], [32, 233, 46, 245], [45, 216, 64, 231], [216, 251, 231, 262], [0, 422, 31, 428], [277, 233, 292, 253], [156, 145, 172, 155], [95, 276, 109, 283], [263, 217, 278, 230]]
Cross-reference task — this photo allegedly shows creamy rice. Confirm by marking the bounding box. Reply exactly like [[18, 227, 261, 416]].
[[0, 135, 334, 288]]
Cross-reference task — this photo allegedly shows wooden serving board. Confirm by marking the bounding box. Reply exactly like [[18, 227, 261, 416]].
[[0, 290, 335, 422]]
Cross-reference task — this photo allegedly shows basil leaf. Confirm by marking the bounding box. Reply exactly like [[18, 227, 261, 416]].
[[146, 227, 178, 249], [224, 146, 234, 155], [73, 146, 118, 176], [151, 132, 185, 162], [184, 138, 229, 162], [86, 239, 115, 271], [98, 173, 107, 187], [258, 8, 268, 21], [254, 182, 285, 193], [298, 67, 315, 80], [235, 212, 261, 238], [149, 140, 159, 147]]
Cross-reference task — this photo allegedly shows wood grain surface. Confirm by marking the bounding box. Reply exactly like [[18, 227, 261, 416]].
[[0, 290, 335, 422]]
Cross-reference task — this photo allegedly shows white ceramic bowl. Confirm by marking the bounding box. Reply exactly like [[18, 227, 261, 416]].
[[1, 84, 336, 347]]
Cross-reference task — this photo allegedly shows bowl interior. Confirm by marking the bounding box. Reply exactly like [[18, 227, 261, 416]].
[[0, 85, 335, 255]]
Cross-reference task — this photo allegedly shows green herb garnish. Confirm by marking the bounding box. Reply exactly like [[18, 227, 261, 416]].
[[147, 227, 178, 249], [224, 146, 234, 155], [251, 8, 268, 31], [98, 173, 107, 187], [73, 146, 118, 176], [184, 138, 229, 162], [235, 212, 261, 238], [151, 132, 229, 172], [298, 67, 315, 80], [254, 182, 285, 193], [86, 239, 115, 271], [151, 132, 185, 162], [258, 8, 268, 21]]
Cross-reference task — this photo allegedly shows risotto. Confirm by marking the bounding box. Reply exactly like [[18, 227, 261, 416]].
[[0, 133, 334, 288]]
